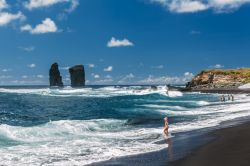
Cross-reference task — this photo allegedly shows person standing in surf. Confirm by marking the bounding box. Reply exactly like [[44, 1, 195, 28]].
[[231, 94, 234, 101], [164, 117, 169, 136]]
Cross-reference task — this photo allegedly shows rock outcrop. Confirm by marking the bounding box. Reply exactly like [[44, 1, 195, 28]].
[[49, 63, 64, 87], [69, 65, 85, 87], [186, 68, 250, 89]]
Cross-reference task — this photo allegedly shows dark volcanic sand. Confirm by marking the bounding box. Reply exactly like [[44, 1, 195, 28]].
[[89, 119, 250, 166], [89, 130, 214, 166], [171, 121, 250, 166]]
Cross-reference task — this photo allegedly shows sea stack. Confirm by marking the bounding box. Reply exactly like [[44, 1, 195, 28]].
[[69, 65, 85, 87], [49, 63, 64, 87]]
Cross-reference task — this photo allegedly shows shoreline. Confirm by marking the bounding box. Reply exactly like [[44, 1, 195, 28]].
[[89, 130, 213, 166], [167, 85, 250, 94], [187, 88, 250, 94], [89, 117, 250, 166], [171, 120, 250, 166]]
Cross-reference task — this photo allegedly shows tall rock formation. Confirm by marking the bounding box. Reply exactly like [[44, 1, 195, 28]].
[[69, 65, 85, 87], [49, 63, 63, 87]]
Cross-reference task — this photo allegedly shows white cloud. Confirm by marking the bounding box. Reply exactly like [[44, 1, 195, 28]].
[[170, 0, 208, 13], [137, 75, 174, 85], [184, 72, 194, 77], [27, 63, 36, 68], [94, 75, 100, 79], [63, 77, 70, 82], [150, 0, 250, 13], [65, 0, 79, 12], [137, 72, 194, 85], [104, 66, 113, 72], [105, 75, 112, 79], [19, 46, 35, 52], [151, 0, 208, 13], [210, 0, 250, 12], [209, 64, 224, 69], [37, 74, 44, 78], [60, 66, 70, 70], [190, 30, 201, 35], [94, 78, 114, 85], [9, 79, 45, 85], [107, 37, 134, 47], [118, 73, 135, 84], [25, 0, 79, 12], [21, 18, 58, 34], [88, 64, 95, 68], [0, 12, 25, 26], [22, 75, 28, 79], [2, 68, 11, 72], [152, 65, 164, 69], [91, 73, 100, 79], [0, 0, 8, 11]]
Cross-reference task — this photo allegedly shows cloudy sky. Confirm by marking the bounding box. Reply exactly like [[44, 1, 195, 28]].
[[0, 0, 250, 85]]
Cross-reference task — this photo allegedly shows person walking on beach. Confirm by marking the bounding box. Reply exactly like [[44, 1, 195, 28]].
[[163, 117, 169, 137]]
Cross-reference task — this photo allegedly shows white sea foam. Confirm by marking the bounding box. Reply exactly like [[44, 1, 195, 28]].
[[169, 99, 250, 133], [196, 101, 210, 106], [139, 104, 186, 110], [0, 119, 166, 165], [0, 86, 182, 98], [239, 83, 250, 89]]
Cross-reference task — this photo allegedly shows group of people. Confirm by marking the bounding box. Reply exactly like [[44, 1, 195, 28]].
[[220, 94, 234, 102]]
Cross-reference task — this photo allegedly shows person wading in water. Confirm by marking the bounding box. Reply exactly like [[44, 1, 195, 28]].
[[163, 117, 169, 137]]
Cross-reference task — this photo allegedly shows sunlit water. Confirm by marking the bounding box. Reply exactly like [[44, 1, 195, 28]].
[[0, 85, 250, 165]]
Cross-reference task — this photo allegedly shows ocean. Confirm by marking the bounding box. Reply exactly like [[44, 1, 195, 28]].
[[0, 85, 250, 165]]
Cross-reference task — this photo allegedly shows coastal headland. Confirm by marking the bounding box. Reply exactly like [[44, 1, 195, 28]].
[[170, 68, 250, 94]]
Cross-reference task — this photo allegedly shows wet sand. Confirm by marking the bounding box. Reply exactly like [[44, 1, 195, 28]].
[[89, 130, 213, 166], [171, 121, 250, 166], [89, 119, 250, 166]]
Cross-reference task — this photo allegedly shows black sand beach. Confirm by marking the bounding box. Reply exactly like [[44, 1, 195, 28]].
[[90, 119, 250, 166], [89, 129, 213, 166], [171, 121, 250, 166]]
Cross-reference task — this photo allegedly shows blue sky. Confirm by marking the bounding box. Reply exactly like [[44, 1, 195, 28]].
[[0, 0, 250, 85]]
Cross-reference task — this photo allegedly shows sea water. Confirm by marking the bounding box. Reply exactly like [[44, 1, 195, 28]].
[[0, 85, 250, 165]]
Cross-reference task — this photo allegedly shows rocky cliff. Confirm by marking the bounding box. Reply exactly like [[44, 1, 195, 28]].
[[186, 68, 250, 89], [49, 63, 64, 87], [69, 65, 85, 87]]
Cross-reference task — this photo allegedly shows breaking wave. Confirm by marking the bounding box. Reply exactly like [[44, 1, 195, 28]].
[[0, 119, 166, 165], [0, 86, 182, 98]]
